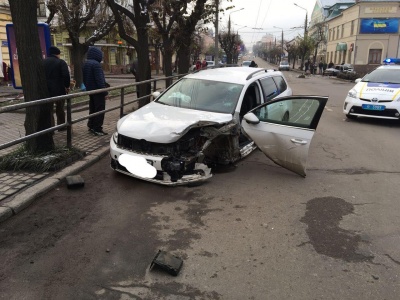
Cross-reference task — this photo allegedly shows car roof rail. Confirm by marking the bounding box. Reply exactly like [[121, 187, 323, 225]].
[[246, 69, 274, 80]]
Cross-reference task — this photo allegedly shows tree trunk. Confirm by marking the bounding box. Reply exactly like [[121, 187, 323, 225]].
[[136, 27, 151, 108], [162, 39, 173, 87], [71, 42, 88, 87], [177, 45, 191, 75], [9, 0, 54, 153]]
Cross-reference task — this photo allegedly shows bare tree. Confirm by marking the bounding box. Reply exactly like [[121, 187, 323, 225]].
[[9, 0, 54, 153], [174, 0, 208, 74], [151, 1, 182, 86], [107, 0, 153, 108], [47, 0, 116, 86], [309, 22, 327, 63]]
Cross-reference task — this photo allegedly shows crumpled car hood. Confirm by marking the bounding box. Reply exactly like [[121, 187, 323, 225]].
[[117, 101, 233, 143]]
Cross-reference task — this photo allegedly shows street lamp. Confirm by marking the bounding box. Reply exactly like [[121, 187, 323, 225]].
[[214, 0, 220, 66], [228, 8, 244, 35], [294, 3, 308, 36], [227, 8, 244, 64], [294, 3, 308, 70], [273, 26, 284, 61]]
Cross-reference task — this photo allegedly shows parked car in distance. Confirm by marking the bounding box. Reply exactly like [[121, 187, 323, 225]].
[[279, 61, 290, 71], [242, 61, 251, 67], [110, 67, 328, 185], [207, 61, 215, 67], [323, 67, 340, 76], [324, 64, 354, 76], [343, 64, 400, 120]]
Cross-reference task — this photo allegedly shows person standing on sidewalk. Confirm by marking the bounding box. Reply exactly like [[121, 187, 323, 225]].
[[43, 46, 71, 129], [82, 47, 109, 136]]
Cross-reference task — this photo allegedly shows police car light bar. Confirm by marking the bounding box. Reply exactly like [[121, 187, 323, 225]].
[[383, 58, 400, 65]]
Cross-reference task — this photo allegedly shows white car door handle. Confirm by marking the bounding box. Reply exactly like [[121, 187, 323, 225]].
[[290, 138, 308, 145]]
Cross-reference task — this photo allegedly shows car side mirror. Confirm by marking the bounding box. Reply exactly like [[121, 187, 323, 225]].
[[152, 91, 161, 100], [355, 78, 361, 83], [243, 112, 260, 124]]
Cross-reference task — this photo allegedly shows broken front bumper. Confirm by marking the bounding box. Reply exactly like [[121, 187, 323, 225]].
[[110, 137, 212, 186]]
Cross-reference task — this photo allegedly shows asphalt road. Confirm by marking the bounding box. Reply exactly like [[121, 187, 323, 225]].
[[1, 60, 400, 299]]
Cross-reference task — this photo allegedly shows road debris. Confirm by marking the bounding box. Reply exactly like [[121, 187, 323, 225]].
[[150, 250, 183, 276], [66, 175, 85, 189]]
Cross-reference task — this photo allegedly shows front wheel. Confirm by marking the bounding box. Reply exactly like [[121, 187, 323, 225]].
[[346, 114, 357, 120]]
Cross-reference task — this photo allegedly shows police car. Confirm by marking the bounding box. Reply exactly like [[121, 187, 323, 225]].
[[343, 58, 400, 120]]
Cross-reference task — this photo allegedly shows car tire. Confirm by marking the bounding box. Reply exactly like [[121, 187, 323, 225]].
[[282, 112, 289, 122], [346, 114, 357, 120]]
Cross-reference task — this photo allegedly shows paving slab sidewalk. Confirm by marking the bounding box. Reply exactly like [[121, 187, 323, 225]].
[[0, 90, 138, 223]]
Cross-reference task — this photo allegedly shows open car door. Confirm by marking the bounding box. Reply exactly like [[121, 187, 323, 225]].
[[241, 96, 328, 177]]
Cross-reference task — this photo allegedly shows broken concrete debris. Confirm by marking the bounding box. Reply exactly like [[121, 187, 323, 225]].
[[66, 175, 85, 189], [150, 250, 183, 276]]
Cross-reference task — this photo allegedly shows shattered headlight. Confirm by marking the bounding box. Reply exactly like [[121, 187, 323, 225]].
[[347, 89, 357, 99]]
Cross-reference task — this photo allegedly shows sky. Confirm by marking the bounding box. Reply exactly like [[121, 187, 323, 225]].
[[217, 0, 316, 50]]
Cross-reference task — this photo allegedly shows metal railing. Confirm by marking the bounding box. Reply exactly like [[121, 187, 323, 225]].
[[0, 74, 184, 151]]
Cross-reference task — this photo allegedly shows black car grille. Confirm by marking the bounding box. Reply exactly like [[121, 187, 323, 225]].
[[117, 130, 204, 156], [359, 98, 392, 103], [351, 106, 399, 118]]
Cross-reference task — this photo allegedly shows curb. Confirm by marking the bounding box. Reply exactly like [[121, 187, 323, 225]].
[[0, 145, 110, 224]]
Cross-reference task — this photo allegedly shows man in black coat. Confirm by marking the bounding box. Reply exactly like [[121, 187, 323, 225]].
[[43, 46, 70, 129], [82, 46, 109, 136]]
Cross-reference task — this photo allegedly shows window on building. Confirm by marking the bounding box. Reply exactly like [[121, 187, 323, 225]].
[[341, 25, 344, 38], [368, 49, 382, 64], [37, 0, 46, 17], [332, 28, 335, 40], [347, 50, 351, 64], [351, 21, 355, 36], [336, 26, 340, 39], [329, 30, 331, 41], [334, 51, 337, 63]]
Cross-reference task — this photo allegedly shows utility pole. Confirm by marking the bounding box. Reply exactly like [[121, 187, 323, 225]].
[[294, 3, 308, 70], [228, 8, 243, 64], [274, 26, 284, 61], [214, 0, 219, 65]]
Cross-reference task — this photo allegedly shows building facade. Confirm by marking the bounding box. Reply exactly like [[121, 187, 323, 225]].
[[326, 0, 400, 74]]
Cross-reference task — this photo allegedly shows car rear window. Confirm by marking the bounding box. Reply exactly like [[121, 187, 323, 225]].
[[273, 76, 288, 93]]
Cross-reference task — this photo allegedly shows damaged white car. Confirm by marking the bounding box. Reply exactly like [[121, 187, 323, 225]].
[[110, 67, 327, 185]]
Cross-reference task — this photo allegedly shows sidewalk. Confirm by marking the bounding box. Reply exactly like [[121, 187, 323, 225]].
[[0, 73, 167, 223]]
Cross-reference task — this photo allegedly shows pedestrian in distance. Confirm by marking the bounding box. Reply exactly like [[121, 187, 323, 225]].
[[318, 60, 324, 74], [43, 46, 71, 130], [249, 60, 258, 67], [304, 59, 310, 72], [82, 46, 109, 136], [195, 60, 201, 70], [201, 59, 208, 69], [328, 61, 334, 69], [323, 62, 328, 75]]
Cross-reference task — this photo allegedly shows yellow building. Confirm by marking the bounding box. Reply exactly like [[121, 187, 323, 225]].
[[326, 1, 400, 74], [0, 0, 12, 66]]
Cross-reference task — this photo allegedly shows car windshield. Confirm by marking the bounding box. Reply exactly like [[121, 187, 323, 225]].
[[280, 61, 288, 65], [362, 69, 400, 84], [156, 78, 243, 114], [242, 61, 251, 66]]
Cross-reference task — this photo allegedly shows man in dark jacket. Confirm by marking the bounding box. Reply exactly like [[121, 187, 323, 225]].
[[43, 46, 70, 129], [82, 47, 109, 136]]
